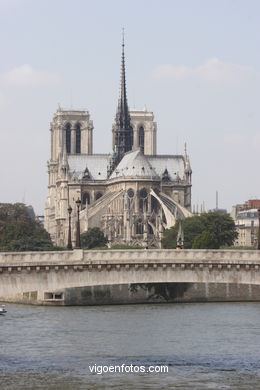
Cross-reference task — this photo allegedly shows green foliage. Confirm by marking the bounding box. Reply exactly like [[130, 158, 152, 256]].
[[162, 212, 238, 249], [219, 246, 255, 250], [4, 237, 54, 252], [180, 216, 206, 249], [161, 226, 177, 249], [110, 244, 143, 250], [82, 244, 145, 250], [81, 227, 108, 249], [192, 231, 218, 249], [201, 212, 237, 248], [0, 203, 54, 251]]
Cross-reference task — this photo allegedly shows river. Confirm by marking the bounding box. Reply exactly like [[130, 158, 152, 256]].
[[1, 302, 260, 389]]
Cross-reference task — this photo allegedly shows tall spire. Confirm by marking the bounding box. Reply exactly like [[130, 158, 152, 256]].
[[119, 29, 129, 129], [113, 30, 133, 165]]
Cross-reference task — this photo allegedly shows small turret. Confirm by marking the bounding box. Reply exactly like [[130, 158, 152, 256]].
[[184, 142, 192, 184]]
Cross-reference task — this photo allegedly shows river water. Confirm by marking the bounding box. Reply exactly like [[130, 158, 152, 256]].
[[1, 302, 260, 389]]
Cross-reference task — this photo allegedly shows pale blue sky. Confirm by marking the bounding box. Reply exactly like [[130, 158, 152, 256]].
[[0, 0, 260, 214]]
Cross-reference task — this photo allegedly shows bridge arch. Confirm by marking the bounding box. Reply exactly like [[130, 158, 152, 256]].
[[0, 250, 260, 302]]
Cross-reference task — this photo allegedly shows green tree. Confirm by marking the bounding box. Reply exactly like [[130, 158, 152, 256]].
[[162, 212, 238, 249], [161, 226, 178, 249], [0, 203, 55, 251], [162, 216, 205, 249], [81, 227, 108, 249], [179, 216, 206, 248], [200, 212, 238, 248], [4, 237, 54, 251], [192, 231, 218, 249]]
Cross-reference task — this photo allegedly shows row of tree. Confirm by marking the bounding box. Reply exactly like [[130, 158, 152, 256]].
[[81, 213, 238, 249], [0, 203, 238, 251]]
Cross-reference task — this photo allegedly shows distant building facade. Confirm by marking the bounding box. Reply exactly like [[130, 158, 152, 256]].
[[231, 200, 260, 247], [44, 40, 192, 248]]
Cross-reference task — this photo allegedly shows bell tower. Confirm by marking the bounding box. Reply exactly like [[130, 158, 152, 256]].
[[50, 105, 93, 161]]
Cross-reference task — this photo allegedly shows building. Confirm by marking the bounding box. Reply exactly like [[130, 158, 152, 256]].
[[231, 200, 260, 247], [44, 40, 192, 248]]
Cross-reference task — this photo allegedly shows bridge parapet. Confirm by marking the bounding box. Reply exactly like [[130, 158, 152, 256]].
[[0, 249, 260, 269], [82, 249, 260, 264], [0, 249, 84, 266]]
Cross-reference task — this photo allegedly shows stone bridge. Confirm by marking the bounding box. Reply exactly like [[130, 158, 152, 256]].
[[0, 249, 260, 304]]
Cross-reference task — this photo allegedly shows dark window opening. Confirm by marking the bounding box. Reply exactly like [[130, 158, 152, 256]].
[[136, 220, 144, 234], [139, 188, 148, 212], [54, 293, 63, 300], [148, 224, 154, 234], [125, 126, 133, 152], [140, 188, 147, 199], [95, 192, 103, 201], [76, 123, 81, 154], [82, 192, 90, 205], [65, 123, 71, 153], [44, 292, 63, 300], [139, 126, 144, 153], [139, 198, 148, 212], [151, 196, 159, 213]]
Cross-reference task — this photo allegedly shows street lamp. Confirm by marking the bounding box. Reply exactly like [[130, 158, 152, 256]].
[[75, 198, 82, 249], [257, 208, 260, 250], [67, 205, 73, 250]]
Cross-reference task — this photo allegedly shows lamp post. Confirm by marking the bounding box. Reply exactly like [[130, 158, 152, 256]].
[[67, 205, 73, 250], [257, 208, 260, 250], [75, 198, 81, 249]]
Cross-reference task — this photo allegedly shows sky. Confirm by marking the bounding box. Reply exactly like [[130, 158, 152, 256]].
[[0, 0, 260, 215]]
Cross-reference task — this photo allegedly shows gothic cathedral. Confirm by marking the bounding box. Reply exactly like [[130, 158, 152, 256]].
[[44, 40, 192, 248]]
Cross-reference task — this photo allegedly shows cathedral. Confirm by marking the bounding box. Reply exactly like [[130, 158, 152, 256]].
[[44, 39, 192, 248]]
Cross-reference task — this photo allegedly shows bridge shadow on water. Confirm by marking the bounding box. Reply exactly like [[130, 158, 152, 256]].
[[64, 282, 260, 305]]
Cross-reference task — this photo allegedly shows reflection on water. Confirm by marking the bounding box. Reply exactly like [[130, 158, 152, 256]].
[[1, 302, 260, 389]]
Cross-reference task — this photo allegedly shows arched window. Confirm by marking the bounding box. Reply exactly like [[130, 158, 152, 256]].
[[82, 192, 90, 205], [139, 126, 144, 153], [75, 123, 81, 154], [151, 195, 159, 213], [125, 126, 133, 152], [136, 219, 144, 235], [139, 188, 148, 212], [65, 123, 71, 153], [95, 192, 103, 201], [148, 224, 153, 235], [130, 126, 133, 149]]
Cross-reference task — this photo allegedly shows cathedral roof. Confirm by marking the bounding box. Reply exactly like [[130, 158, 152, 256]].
[[109, 149, 159, 179], [68, 154, 109, 180], [67, 151, 186, 182], [147, 155, 185, 180]]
